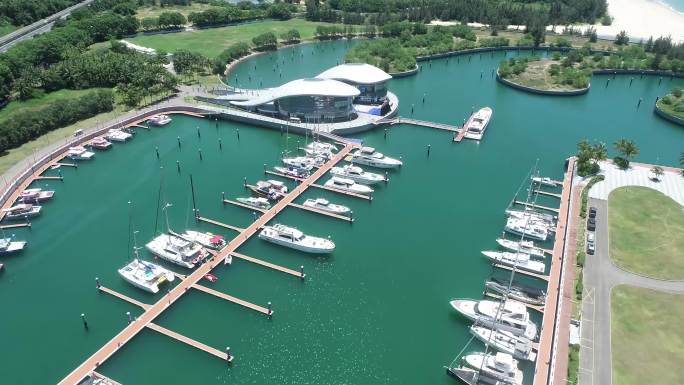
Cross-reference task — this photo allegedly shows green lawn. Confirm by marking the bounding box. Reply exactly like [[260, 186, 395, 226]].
[[0, 88, 109, 121], [608, 186, 684, 280], [612, 285, 684, 385], [127, 18, 332, 58], [135, 3, 213, 19], [656, 93, 684, 120]]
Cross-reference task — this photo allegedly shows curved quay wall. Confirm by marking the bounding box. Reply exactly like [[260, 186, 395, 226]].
[[495, 72, 590, 96], [654, 104, 684, 127]]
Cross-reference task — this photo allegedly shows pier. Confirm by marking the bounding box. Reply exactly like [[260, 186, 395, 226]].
[[0, 223, 31, 230], [55, 162, 78, 168], [192, 283, 272, 316], [534, 190, 562, 199], [310, 183, 373, 200], [57, 143, 356, 385], [484, 291, 544, 313], [494, 264, 550, 282], [196, 216, 245, 233], [35, 175, 63, 181], [222, 198, 267, 213], [513, 200, 560, 214], [231, 251, 304, 279], [377, 117, 460, 132], [288, 202, 354, 222], [97, 286, 150, 310], [146, 322, 232, 362]]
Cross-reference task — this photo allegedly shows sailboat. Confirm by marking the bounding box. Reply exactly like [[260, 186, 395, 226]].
[[146, 204, 209, 269], [118, 230, 175, 293]]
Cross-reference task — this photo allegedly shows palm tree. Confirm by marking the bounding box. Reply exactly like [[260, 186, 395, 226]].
[[593, 142, 608, 164], [651, 165, 664, 181], [614, 139, 639, 169]]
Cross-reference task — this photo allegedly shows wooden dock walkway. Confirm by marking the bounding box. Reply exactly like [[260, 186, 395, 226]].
[[534, 190, 562, 199], [146, 322, 232, 362], [192, 283, 272, 316], [57, 143, 357, 385], [484, 291, 544, 313], [56, 162, 78, 168], [493, 264, 550, 282], [223, 199, 267, 213], [98, 286, 150, 310], [310, 183, 372, 201], [36, 175, 63, 181], [0, 222, 31, 230], [513, 200, 560, 214], [196, 216, 244, 233], [288, 202, 354, 222], [264, 170, 304, 181], [378, 117, 460, 132], [231, 251, 304, 279]]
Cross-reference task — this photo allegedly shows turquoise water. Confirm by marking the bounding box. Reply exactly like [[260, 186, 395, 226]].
[[660, 0, 684, 12], [0, 41, 682, 385]]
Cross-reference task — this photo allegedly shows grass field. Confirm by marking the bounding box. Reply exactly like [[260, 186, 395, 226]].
[[127, 19, 332, 58], [656, 93, 684, 120], [135, 3, 213, 19], [0, 89, 108, 121], [612, 285, 684, 385], [608, 186, 684, 280]]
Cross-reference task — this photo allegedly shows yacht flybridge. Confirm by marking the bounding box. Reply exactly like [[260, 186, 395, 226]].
[[446, 366, 515, 385], [464, 107, 493, 141], [324, 177, 374, 195], [148, 114, 172, 126], [330, 164, 385, 184], [504, 218, 549, 242], [146, 233, 209, 269], [118, 258, 174, 293], [249, 180, 288, 201], [88, 137, 112, 150], [481, 251, 546, 274], [282, 156, 321, 169], [463, 352, 523, 385], [105, 129, 132, 142], [469, 325, 537, 362], [306, 141, 338, 153], [506, 209, 557, 227], [449, 299, 538, 340], [350, 147, 402, 168], [259, 224, 335, 253], [0, 237, 27, 255], [66, 146, 95, 160], [274, 166, 310, 179], [531, 176, 558, 187]]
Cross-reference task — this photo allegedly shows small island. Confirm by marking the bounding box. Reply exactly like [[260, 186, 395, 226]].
[[655, 87, 684, 126], [497, 56, 591, 94]]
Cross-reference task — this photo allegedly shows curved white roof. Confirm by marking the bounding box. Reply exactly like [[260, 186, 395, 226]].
[[316, 63, 392, 85], [231, 78, 359, 107]]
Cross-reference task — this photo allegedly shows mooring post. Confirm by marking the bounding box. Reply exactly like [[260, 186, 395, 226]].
[[629, 77, 634, 86], [263, 163, 267, 174], [177, 136, 181, 148], [637, 98, 642, 108], [226, 347, 232, 363], [236, 128, 240, 140], [427, 144, 431, 156], [243, 177, 247, 187], [267, 302, 273, 319], [155, 146, 159, 159], [176, 160, 180, 173], [219, 138, 222, 150], [385, 171, 389, 183], [95, 277, 101, 289], [384, 128, 387, 139], [198, 149, 203, 161], [126, 311, 132, 324], [81, 313, 88, 330], [197, 126, 200, 138], [222, 191, 225, 202], [300, 265, 305, 281]]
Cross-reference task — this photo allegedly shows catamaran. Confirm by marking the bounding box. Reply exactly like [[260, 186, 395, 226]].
[[88, 137, 112, 150], [330, 165, 385, 185], [0, 237, 27, 255], [324, 177, 374, 195], [469, 325, 537, 362], [531, 176, 558, 187], [248, 180, 288, 200], [303, 147, 333, 160], [464, 107, 493, 140], [485, 279, 546, 306], [504, 218, 549, 242], [66, 146, 95, 160], [118, 258, 175, 293], [306, 141, 338, 153], [18, 188, 54, 203], [178, 230, 226, 250], [495, 238, 545, 258], [449, 299, 538, 340], [302, 198, 350, 215], [148, 114, 172, 126], [2, 204, 41, 220], [506, 209, 557, 227], [259, 224, 335, 253], [482, 251, 546, 274], [282, 156, 322, 169], [463, 352, 523, 385], [350, 147, 402, 168], [105, 129, 132, 142], [146, 233, 209, 269], [273, 166, 310, 179], [236, 196, 271, 210]]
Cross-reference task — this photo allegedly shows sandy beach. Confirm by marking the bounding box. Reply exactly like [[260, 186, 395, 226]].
[[595, 0, 684, 43]]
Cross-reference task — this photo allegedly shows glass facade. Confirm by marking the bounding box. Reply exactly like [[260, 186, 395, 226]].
[[275, 95, 354, 122]]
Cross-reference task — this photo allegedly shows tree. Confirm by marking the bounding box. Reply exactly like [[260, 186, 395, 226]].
[[650, 165, 664, 181], [252, 32, 278, 51], [158, 12, 186, 29], [576, 140, 601, 176], [615, 30, 629, 45], [280, 29, 301, 44], [613, 139, 639, 169], [141, 17, 159, 31], [173, 50, 209, 78], [267, 3, 292, 20]]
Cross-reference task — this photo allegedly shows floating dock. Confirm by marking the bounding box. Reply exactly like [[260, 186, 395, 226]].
[[55, 162, 78, 168], [146, 322, 232, 362], [35, 175, 63, 181], [513, 200, 560, 214], [534, 190, 562, 199], [231, 251, 304, 279], [494, 264, 550, 282], [0, 222, 31, 230], [222, 199, 267, 213], [192, 282, 272, 316], [98, 286, 150, 310], [378, 117, 460, 132], [196, 216, 244, 233], [288, 202, 354, 222]]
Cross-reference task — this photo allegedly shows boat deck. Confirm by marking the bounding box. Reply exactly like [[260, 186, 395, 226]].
[[288, 202, 354, 222], [222, 198, 268, 213]]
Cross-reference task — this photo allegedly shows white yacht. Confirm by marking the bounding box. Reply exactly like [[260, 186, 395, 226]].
[[105, 129, 132, 142], [273, 166, 310, 179], [482, 251, 546, 274], [146, 233, 209, 269], [88, 137, 112, 150], [504, 218, 549, 242], [118, 258, 175, 293], [463, 352, 523, 385], [259, 224, 335, 253], [282, 156, 322, 169], [248, 180, 288, 200], [236, 196, 271, 210], [469, 325, 537, 362], [66, 146, 95, 160], [330, 165, 385, 185], [179, 230, 226, 250], [303, 147, 333, 160], [18, 188, 55, 203], [531, 176, 558, 187], [449, 299, 538, 340], [350, 147, 402, 168], [148, 114, 172, 126], [506, 209, 556, 227], [302, 198, 350, 215], [2, 204, 41, 220], [464, 107, 493, 140], [495, 238, 545, 258], [0, 237, 27, 255], [324, 177, 374, 195], [446, 366, 513, 385], [306, 141, 338, 153]]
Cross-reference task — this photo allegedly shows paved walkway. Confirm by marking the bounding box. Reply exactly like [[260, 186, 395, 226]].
[[588, 161, 684, 205]]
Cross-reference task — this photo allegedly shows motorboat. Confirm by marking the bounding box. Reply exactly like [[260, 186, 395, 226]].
[[18, 188, 54, 203], [204, 273, 218, 282], [105, 129, 132, 142], [531, 176, 558, 187], [302, 198, 350, 215], [2, 204, 41, 220], [273, 166, 310, 179], [464, 107, 493, 140], [482, 251, 546, 274], [504, 218, 549, 242], [259, 224, 335, 253], [350, 146, 402, 169], [449, 299, 538, 340], [236, 196, 271, 210], [306, 141, 338, 153], [88, 137, 112, 150], [148, 114, 172, 126], [118, 258, 174, 293], [446, 365, 514, 385], [66, 146, 95, 160], [485, 279, 546, 306], [324, 177, 373, 195], [0, 237, 27, 255], [146, 233, 209, 269], [248, 180, 288, 200], [303, 147, 333, 160], [469, 325, 536, 362], [495, 238, 545, 258], [179, 230, 226, 250], [330, 165, 385, 185], [506, 209, 557, 227], [463, 352, 523, 385], [282, 156, 322, 169]]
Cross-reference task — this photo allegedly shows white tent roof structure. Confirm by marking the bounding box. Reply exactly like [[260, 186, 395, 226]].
[[316, 63, 392, 85], [231, 78, 360, 107]]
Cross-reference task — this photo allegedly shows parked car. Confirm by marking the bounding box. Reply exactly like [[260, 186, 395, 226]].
[[587, 223, 596, 231], [588, 217, 596, 226], [589, 207, 597, 219], [587, 232, 595, 243], [587, 242, 595, 255]]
